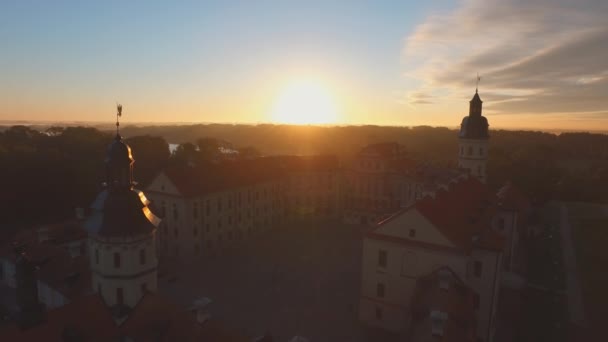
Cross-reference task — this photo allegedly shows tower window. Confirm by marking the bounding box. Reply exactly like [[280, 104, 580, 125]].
[[116, 288, 124, 305], [139, 249, 146, 265], [114, 252, 121, 268], [376, 283, 385, 298], [375, 307, 383, 320]]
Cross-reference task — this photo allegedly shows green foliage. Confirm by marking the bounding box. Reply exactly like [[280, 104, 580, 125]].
[[1, 123, 607, 226]]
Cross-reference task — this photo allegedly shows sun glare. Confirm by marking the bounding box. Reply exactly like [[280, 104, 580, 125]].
[[271, 80, 339, 125]]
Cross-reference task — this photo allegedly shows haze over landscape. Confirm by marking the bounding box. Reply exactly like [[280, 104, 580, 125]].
[[2, 2, 608, 342], [2, 0, 607, 130]]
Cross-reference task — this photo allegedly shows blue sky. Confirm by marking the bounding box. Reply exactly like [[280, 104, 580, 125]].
[[2, 0, 607, 130]]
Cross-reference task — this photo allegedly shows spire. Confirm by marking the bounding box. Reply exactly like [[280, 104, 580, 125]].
[[116, 104, 122, 136], [469, 77, 482, 118], [106, 105, 134, 191]]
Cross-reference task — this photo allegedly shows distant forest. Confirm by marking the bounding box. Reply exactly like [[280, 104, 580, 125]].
[[1, 124, 607, 227]]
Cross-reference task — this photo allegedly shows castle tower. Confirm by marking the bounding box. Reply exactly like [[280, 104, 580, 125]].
[[85, 107, 161, 311], [458, 89, 489, 183]]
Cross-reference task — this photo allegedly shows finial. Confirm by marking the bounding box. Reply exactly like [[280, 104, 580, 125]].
[[116, 103, 123, 135], [476, 73, 481, 93]]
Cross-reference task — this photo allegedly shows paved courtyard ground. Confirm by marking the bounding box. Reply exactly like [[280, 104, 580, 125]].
[[159, 219, 397, 342]]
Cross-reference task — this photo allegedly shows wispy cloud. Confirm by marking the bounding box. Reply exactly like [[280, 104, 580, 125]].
[[403, 0, 608, 115]]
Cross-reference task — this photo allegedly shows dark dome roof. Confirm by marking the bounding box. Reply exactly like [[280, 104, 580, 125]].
[[85, 188, 160, 237], [105, 134, 133, 165], [459, 116, 489, 139]]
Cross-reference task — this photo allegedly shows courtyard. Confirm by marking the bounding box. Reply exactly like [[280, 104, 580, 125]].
[[159, 219, 396, 342]]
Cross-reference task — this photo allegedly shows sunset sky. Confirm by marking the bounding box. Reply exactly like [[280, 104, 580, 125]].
[[1, 0, 607, 130]]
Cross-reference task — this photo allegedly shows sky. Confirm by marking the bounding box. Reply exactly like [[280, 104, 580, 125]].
[[1, 0, 607, 131]]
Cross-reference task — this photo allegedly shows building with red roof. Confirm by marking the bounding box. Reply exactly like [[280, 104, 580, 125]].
[[358, 175, 504, 342], [145, 154, 341, 259]]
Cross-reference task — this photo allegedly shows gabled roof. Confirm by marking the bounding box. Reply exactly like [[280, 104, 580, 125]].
[[161, 155, 339, 197], [121, 292, 249, 342], [410, 266, 478, 342], [0, 295, 120, 341], [370, 177, 504, 252]]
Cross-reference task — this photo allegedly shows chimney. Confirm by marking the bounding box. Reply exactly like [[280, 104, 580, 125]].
[[14, 244, 46, 329]]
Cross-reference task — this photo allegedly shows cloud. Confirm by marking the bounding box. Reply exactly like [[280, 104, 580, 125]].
[[403, 0, 608, 116], [408, 91, 435, 105]]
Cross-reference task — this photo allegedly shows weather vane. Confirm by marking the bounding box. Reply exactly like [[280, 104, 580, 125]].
[[116, 103, 122, 135], [476, 73, 481, 93]]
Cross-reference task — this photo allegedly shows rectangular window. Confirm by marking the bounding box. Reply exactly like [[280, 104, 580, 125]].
[[217, 198, 222, 212], [375, 307, 383, 320], [378, 250, 387, 268], [141, 283, 147, 295], [116, 288, 124, 305], [194, 225, 198, 236], [409, 229, 416, 238], [113, 252, 121, 268], [173, 203, 178, 220], [376, 283, 385, 298], [193, 202, 198, 218], [498, 218, 505, 231], [474, 261, 483, 277], [139, 249, 146, 265], [95, 249, 99, 264], [206, 200, 210, 215]]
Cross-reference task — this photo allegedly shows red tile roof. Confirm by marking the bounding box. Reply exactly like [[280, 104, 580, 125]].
[[0, 295, 120, 341], [121, 292, 248, 342], [410, 267, 477, 342], [359, 142, 403, 158], [370, 177, 504, 252], [163, 155, 339, 197]]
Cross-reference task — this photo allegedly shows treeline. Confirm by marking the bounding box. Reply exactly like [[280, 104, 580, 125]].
[[1, 124, 607, 227]]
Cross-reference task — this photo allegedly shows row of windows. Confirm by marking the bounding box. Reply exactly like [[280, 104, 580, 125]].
[[376, 249, 483, 277], [359, 159, 384, 171], [98, 283, 147, 306], [460, 145, 485, 157], [94, 248, 147, 268]]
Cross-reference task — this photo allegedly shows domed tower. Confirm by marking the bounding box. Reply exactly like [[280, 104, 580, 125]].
[[85, 107, 161, 312], [458, 88, 489, 183]]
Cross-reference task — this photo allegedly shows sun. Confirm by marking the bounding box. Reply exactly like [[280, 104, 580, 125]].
[[270, 80, 339, 125]]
